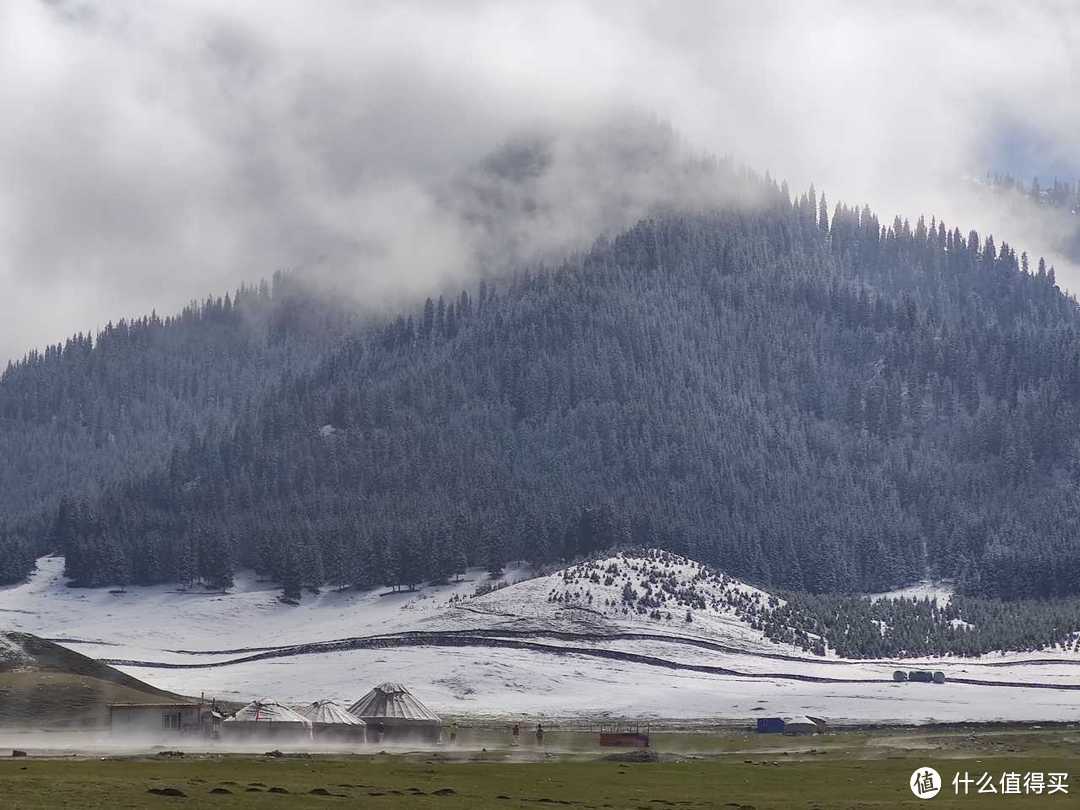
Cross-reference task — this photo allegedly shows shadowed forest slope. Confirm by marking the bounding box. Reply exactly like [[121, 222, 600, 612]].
[[44, 179, 1080, 600], [0, 275, 356, 582]]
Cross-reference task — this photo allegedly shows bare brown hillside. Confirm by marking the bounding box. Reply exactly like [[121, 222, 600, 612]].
[[0, 631, 184, 728]]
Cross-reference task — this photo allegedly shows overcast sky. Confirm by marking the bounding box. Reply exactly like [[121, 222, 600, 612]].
[[3, 0, 1080, 362]]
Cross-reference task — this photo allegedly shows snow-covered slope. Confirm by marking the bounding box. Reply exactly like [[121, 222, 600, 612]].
[[0, 556, 532, 660], [2, 553, 1079, 725], [0, 631, 31, 667], [459, 550, 801, 654]]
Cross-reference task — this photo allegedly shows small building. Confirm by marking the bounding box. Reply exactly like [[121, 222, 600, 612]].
[[295, 700, 367, 744], [223, 699, 313, 743], [756, 717, 785, 734], [110, 701, 220, 738], [348, 683, 441, 743], [783, 715, 827, 735], [599, 723, 650, 747]]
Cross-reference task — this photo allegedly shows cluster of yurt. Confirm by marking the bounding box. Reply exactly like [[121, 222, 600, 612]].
[[221, 684, 440, 745]]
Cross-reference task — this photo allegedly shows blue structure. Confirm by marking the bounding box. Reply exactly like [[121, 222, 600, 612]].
[[756, 717, 785, 733]]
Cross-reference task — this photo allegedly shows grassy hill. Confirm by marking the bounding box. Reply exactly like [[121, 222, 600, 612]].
[[0, 631, 184, 728]]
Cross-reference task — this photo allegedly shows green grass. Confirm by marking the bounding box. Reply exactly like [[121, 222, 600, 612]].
[[2, 727, 1078, 809]]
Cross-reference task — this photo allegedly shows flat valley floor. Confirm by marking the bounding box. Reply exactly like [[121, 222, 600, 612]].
[[2, 725, 1078, 809]]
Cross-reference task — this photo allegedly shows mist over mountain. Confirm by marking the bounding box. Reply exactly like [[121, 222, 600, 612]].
[[7, 169, 1077, 604], [5, 1, 1080, 364], [973, 173, 1080, 266]]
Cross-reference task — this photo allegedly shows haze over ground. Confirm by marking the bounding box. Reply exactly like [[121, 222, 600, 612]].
[[2, 0, 1079, 362]]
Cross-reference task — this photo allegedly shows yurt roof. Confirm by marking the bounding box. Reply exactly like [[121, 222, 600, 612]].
[[226, 698, 312, 725], [783, 715, 826, 728], [348, 682, 440, 723], [295, 700, 365, 726]]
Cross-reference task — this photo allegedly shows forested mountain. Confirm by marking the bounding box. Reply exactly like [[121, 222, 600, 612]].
[[0, 274, 356, 582], [39, 176, 1080, 601]]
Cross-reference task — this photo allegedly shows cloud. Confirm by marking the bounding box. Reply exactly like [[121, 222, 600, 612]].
[[2, 0, 1079, 361]]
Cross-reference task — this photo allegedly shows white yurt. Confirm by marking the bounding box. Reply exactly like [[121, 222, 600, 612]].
[[783, 715, 827, 735], [348, 683, 441, 743], [295, 699, 367, 743], [223, 698, 313, 742]]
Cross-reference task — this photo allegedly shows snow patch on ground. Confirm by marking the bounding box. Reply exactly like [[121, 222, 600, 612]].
[[869, 581, 955, 605], [0, 556, 529, 660], [2, 554, 1079, 724], [0, 632, 30, 667], [147, 645, 1080, 725]]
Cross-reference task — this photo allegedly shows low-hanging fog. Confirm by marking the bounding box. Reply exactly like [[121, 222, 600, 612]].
[[2, 0, 1079, 362]]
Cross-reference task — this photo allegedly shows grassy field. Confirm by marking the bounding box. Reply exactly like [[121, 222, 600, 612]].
[[1, 726, 1078, 809]]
